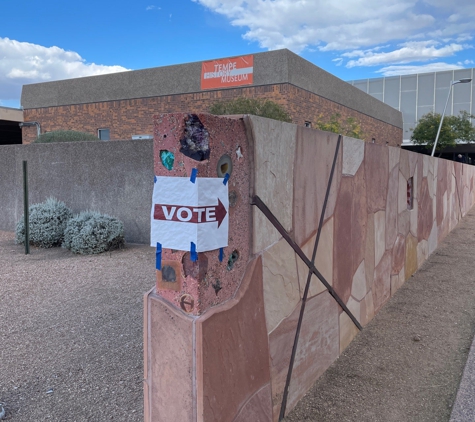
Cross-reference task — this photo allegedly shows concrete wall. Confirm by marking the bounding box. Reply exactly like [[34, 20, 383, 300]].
[[144, 114, 475, 422], [0, 139, 153, 244]]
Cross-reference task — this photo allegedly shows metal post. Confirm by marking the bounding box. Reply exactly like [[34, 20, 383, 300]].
[[431, 78, 472, 157], [23, 161, 30, 254]]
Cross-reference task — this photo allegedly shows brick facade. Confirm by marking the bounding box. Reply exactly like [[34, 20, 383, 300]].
[[22, 83, 402, 146]]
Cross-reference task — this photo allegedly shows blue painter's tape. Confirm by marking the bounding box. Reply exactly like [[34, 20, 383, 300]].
[[191, 242, 197, 262], [223, 173, 230, 185], [219, 247, 224, 262], [156, 242, 162, 270], [154, 175, 157, 183], [190, 168, 198, 183]]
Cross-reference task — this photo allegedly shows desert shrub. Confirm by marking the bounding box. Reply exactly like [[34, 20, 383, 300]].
[[209, 97, 292, 122], [15, 197, 73, 248], [35, 130, 99, 143], [63, 211, 125, 254]]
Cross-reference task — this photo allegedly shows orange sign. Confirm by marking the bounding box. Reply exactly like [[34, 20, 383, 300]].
[[201, 55, 254, 90]]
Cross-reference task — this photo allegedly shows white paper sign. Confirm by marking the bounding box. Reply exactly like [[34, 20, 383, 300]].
[[150, 176, 229, 252]]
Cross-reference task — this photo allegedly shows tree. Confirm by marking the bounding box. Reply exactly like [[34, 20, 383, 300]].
[[314, 113, 364, 139], [209, 97, 292, 123], [411, 111, 475, 153]]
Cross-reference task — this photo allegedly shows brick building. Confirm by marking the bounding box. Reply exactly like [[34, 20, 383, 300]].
[[20, 49, 402, 146], [0, 106, 23, 145]]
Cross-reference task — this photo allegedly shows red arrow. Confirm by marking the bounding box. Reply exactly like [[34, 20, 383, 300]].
[[154, 198, 227, 228]]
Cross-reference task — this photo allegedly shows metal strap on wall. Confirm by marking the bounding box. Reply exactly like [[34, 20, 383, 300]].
[[250, 134, 362, 420]]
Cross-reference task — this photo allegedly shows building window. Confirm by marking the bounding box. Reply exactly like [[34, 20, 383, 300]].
[[98, 128, 110, 141]]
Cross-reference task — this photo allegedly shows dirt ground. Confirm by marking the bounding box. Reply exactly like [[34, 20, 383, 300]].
[[0, 231, 155, 421], [2, 207, 475, 422]]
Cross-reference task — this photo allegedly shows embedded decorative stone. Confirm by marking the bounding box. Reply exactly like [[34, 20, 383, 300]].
[[179, 114, 210, 161], [156, 260, 182, 292], [182, 252, 208, 281], [160, 150, 175, 170]]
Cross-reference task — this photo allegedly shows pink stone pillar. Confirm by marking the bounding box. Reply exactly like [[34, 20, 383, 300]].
[[144, 113, 272, 421]]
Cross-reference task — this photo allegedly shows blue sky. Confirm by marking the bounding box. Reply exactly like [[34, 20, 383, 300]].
[[1, 0, 474, 108]]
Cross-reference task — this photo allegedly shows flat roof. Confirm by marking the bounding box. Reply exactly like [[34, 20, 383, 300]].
[[21, 49, 402, 128], [0, 106, 23, 122]]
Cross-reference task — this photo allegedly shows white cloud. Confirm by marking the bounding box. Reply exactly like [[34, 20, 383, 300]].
[[344, 41, 465, 67], [377, 62, 465, 77], [193, 0, 439, 51], [0, 37, 129, 103], [192, 0, 475, 69], [146, 5, 161, 10]]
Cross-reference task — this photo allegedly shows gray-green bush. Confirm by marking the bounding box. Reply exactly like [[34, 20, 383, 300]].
[[62, 211, 125, 254], [15, 197, 73, 248]]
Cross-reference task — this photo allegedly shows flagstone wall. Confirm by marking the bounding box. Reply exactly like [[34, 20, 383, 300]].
[[144, 113, 475, 422]]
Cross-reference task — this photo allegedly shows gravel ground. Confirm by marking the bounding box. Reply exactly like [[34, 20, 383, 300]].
[[0, 231, 155, 421], [2, 207, 475, 422], [285, 207, 475, 422]]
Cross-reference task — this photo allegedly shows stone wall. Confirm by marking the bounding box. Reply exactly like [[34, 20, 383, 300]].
[[144, 114, 475, 422]]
